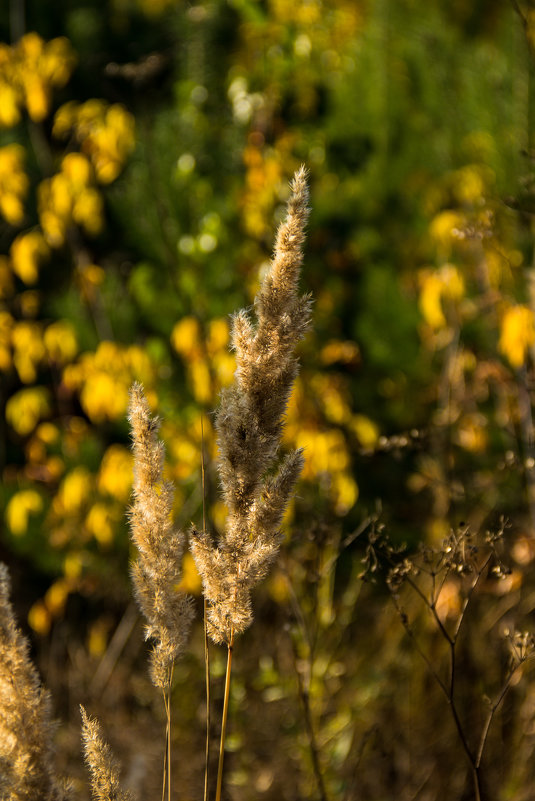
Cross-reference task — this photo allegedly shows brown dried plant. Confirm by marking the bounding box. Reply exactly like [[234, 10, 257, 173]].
[[189, 165, 311, 800], [128, 384, 195, 801], [80, 707, 131, 801], [364, 522, 535, 801], [190, 165, 311, 647], [127, 383, 194, 690], [0, 563, 68, 801]]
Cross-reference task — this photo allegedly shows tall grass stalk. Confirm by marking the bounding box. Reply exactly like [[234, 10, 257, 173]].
[[201, 416, 211, 801]]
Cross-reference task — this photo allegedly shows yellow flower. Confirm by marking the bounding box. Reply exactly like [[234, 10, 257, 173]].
[[429, 210, 466, 247], [53, 100, 135, 183], [207, 318, 230, 354], [6, 489, 43, 535], [189, 358, 212, 404], [312, 374, 352, 425], [10, 230, 49, 284], [28, 601, 50, 635], [419, 264, 465, 330], [17, 33, 76, 122], [295, 426, 350, 479], [0, 82, 21, 127], [62, 152, 93, 187], [98, 445, 133, 502], [171, 316, 201, 358], [499, 305, 535, 369], [54, 467, 92, 514], [35, 421, 59, 444], [38, 153, 103, 245], [350, 414, 379, 449], [213, 351, 236, 388], [43, 320, 78, 363], [320, 339, 360, 366], [456, 414, 488, 453], [45, 578, 70, 616], [11, 320, 45, 383], [64, 552, 83, 580], [0, 143, 28, 225], [88, 617, 111, 658], [177, 552, 202, 595], [72, 187, 103, 234], [81, 371, 129, 422], [330, 472, 359, 516], [85, 502, 116, 546], [452, 165, 490, 206], [23, 74, 48, 122]]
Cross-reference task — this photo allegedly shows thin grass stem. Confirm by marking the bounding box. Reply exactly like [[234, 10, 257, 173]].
[[215, 630, 234, 801], [201, 416, 211, 801]]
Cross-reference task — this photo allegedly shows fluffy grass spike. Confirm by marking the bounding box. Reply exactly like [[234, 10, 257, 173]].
[[81, 707, 131, 801], [128, 383, 194, 687], [0, 563, 68, 800], [190, 166, 312, 645]]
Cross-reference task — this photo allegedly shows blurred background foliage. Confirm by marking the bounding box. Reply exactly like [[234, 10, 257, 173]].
[[3, 0, 535, 799]]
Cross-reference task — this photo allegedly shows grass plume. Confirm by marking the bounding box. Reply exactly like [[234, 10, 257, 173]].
[[190, 165, 311, 646], [81, 706, 131, 801], [128, 383, 194, 689], [0, 563, 68, 801]]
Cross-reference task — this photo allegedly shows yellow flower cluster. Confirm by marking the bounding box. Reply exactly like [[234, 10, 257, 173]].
[[5, 386, 51, 436], [241, 138, 289, 239], [0, 33, 75, 127], [419, 264, 465, 330], [38, 153, 103, 247], [5, 488, 43, 535], [284, 377, 368, 516], [53, 100, 136, 184], [0, 144, 28, 224], [171, 315, 235, 404], [11, 230, 49, 283], [63, 341, 155, 422], [0, 312, 77, 388], [499, 304, 535, 369]]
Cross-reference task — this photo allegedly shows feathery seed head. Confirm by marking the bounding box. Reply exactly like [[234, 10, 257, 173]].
[[191, 166, 311, 644], [81, 707, 131, 801], [0, 563, 68, 800], [127, 384, 194, 687]]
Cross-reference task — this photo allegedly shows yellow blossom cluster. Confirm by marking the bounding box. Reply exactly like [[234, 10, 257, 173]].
[[0, 33, 75, 127], [38, 153, 103, 246], [284, 376, 373, 516], [171, 315, 235, 404], [53, 100, 136, 184], [241, 136, 294, 239], [418, 264, 465, 330], [0, 144, 28, 224], [0, 32, 140, 636], [0, 313, 77, 387], [499, 305, 535, 369], [63, 341, 155, 422], [10, 230, 50, 283]]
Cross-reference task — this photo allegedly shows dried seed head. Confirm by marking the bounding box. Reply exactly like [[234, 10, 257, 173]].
[[128, 383, 194, 686], [191, 167, 311, 644]]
